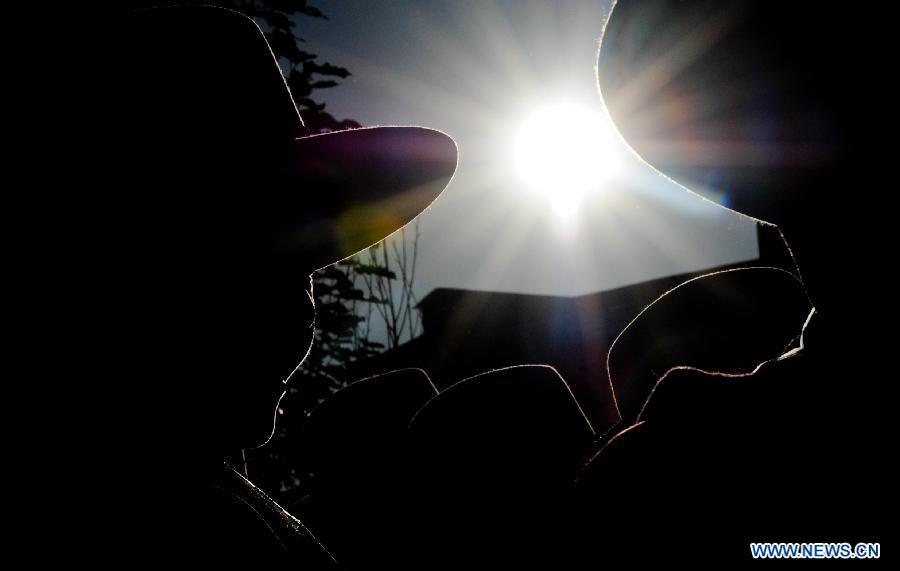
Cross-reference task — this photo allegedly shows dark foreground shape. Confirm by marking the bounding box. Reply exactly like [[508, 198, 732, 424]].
[[405, 365, 596, 568], [292, 369, 438, 568]]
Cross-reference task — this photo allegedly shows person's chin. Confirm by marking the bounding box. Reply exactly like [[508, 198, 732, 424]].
[[219, 388, 286, 450], [246, 388, 287, 449]]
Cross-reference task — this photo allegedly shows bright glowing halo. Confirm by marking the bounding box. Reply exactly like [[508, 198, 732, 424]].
[[513, 102, 620, 217]]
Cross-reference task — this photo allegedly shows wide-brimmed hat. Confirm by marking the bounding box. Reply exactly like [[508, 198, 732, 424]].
[[113, 6, 457, 271]]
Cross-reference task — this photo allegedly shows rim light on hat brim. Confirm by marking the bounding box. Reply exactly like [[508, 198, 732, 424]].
[[272, 125, 458, 272]]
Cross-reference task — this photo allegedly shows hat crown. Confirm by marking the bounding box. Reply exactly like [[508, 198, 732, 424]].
[[119, 6, 303, 149]]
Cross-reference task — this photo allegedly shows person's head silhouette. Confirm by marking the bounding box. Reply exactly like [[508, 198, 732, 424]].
[[108, 6, 455, 452], [97, 5, 456, 558]]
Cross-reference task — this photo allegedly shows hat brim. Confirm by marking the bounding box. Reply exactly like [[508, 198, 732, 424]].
[[270, 126, 457, 272]]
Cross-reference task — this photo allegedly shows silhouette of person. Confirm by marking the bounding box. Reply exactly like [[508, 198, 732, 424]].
[[575, 0, 888, 562], [91, 5, 457, 562]]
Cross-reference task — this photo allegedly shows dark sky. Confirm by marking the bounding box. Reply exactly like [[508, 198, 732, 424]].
[[294, 1, 759, 298]]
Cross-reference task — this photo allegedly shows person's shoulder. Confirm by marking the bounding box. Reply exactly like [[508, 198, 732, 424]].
[[206, 478, 288, 558], [213, 465, 338, 566]]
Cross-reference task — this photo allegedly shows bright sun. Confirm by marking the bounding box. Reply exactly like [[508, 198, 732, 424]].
[[513, 102, 620, 218]]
